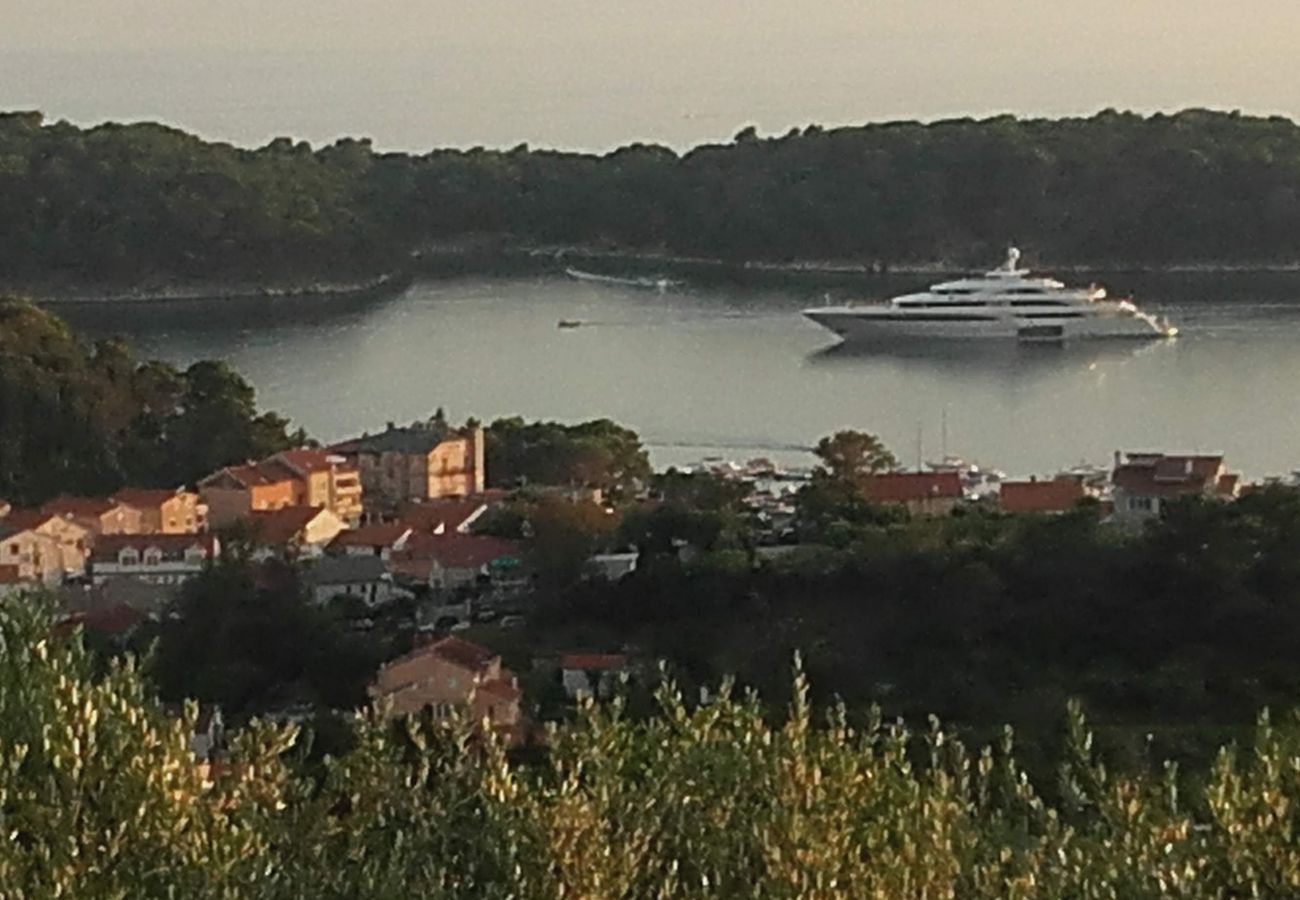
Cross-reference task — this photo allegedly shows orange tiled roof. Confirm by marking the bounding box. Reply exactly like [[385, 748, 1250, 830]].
[[398, 497, 493, 534], [0, 565, 22, 584], [861, 472, 963, 503], [999, 479, 1087, 513], [477, 676, 521, 703]]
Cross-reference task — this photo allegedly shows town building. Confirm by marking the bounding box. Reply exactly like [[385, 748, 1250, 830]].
[[0, 519, 64, 584], [331, 522, 415, 560], [330, 417, 485, 508], [248, 506, 348, 559], [560, 653, 631, 700], [41, 496, 144, 536], [396, 495, 498, 536], [369, 636, 522, 736], [999, 478, 1090, 514], [89, 534, 220, 586], [1111, 452, 1240, 524], [111, 488, 208, 534], [0, 510, 92, 578], [305, 555, 404, 607], [860, 472, 964, 516], [199, 449, 362, 527], [390, 534, 525, 594]]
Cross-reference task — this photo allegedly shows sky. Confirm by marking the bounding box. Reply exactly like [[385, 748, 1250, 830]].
[[3, 1, 1300, 152]]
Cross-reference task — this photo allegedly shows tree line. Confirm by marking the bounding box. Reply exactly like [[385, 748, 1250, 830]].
[[0, 299, 653, 505], [7, 107, 1300, 289]]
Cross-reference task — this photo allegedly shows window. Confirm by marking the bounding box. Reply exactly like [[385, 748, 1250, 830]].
[[7, 545, 17, 557], [143, 549, 163, 566], [447, 676, 459, 689], [1128, 496, 1155, 512], [119, 549, 140, 566]]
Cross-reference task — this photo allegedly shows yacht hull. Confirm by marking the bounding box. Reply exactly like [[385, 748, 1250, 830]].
[[803, 309, 1171, 343]]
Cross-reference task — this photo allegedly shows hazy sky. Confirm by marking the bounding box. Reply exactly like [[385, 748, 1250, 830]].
[[3, 1, 1299, 151]]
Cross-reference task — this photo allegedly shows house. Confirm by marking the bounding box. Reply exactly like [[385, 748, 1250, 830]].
[[270, 449, 364, 525], [330, 417, 485, 508], [860, 472, 964, 516], [305, 555, 404, 606], [560, 653, 630, 700], [111, 488, 208, 534], [41, 496, 144, 536], [0, 520, 64, 584], [999, 478, 1089, 514], [369, 636, 522, 736], [1111, 452, 1240, 524], [191, 706, 226, 762], [0, 510, 92, 577], [248, 506, 348, 559], [330, 522, 414, 560], [89, 533, 220, 586], [199, 449, 362, 528], [391, 534, 525, 594]]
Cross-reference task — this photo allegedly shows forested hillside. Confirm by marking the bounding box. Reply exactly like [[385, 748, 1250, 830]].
[[6, 108, 1300, 289], [0, 297, 302, 503]]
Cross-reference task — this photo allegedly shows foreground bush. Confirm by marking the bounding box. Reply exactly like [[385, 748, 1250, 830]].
[[3, 599, 1300, 898]]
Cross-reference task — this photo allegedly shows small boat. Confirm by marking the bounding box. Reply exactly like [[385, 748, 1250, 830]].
[[565, 267, 678, 291], [557, 319, 583, 329]]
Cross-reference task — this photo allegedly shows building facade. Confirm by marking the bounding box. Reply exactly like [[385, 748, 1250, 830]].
[[112, 488, 208, 534], [330, 418, 486, 508], [89, 534, 220, 586], [369, 636, 521, 732]]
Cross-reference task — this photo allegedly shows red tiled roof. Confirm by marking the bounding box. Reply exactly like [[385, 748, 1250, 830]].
[[477, 676, 521, 703], [275, 448, 355, 474], [861, 472, 963, 503], [42, 496, 131, 518], [57, 605, 145, 637], [560, 653, 629, 671], [398, 497, 493, 535], [248, 506, 329, 545], [0, 565, 21, 584], [1113, 453, 1230, 498], [2, 509, 63, 531], [111, 488, 189, 509], [403, 534, 523, 570], [999, 479, 1087, 513], [428, 636, 498, 673], [332, 522, 412, 548]]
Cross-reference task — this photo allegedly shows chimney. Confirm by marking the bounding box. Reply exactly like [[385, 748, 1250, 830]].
[[1113, 450, 1123, 470]]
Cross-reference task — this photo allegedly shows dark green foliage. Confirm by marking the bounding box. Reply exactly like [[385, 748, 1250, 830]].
[[150, 559, 386, 720], [0, 298, 302, 504], [540, 488, 1300, 767], [485, 416, 651, 494], [8, 109, 1300, 291]]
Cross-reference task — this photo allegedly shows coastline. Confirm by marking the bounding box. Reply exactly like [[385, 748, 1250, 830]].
[[10, 247, 1300, 305]]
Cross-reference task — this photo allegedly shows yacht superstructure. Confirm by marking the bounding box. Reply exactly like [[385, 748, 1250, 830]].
[[803, 249, 1176, 343]]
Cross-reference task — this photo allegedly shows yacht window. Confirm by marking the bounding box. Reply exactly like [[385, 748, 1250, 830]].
[[934, 288, 975, 296]]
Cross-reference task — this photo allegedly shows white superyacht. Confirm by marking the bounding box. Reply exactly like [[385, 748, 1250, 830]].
[[803, 248, 1176, 343]]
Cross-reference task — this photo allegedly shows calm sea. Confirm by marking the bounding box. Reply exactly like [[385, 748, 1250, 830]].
[[49, 272, 1300, 480]]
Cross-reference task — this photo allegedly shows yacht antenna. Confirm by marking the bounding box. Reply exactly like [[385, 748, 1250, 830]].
[[941, 409, 948, 461]]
